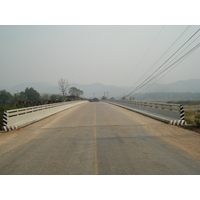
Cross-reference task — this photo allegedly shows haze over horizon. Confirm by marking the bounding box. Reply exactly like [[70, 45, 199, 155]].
[[1, 25, 200, 96]]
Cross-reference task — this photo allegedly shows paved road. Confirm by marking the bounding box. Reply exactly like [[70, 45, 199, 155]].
[[0, 102, 200, 175]]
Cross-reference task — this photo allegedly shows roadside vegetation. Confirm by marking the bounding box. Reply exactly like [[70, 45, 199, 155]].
[[165, 100, 200, 132], [183, 109, 200, 133], [0, 88, 63, 107], [0, 88, 45, 129], [185, 110, 200, 127], [0, 79, 84, 129], [166, 100, 200, 133]]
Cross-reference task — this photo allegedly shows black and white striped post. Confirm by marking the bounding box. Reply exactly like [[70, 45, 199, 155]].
[[2, 111, 8, 131], [180, 105, 185, 120], [3, 111, 19, 131], [170, 105, 187, 125]]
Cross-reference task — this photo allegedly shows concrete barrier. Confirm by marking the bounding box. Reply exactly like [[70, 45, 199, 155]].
[[2, 100, 88, 131], [106, 100, 186, 125]]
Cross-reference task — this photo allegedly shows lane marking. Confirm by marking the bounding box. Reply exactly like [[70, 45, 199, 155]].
[[93, 103, 99, 175]]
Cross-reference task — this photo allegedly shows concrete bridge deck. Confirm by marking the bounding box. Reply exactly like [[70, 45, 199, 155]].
[[0, 102, 200, 175]]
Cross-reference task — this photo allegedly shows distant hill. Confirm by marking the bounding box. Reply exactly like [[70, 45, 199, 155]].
[[6, 82, 59, 94], [3, 82, 128, 98], [2, 79, 200, 99], [146, 79, 200, 93], [69, 83, 128, 99], [134, 92, 200, 101]]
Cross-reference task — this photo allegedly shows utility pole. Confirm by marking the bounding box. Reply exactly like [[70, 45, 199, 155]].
[[106, 92, 109, 99], [93, 93, 95, 98]]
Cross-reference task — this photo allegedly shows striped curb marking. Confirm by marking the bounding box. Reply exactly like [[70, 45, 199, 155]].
[[169, 120, 187, 125], [2, 111, 18, 131]]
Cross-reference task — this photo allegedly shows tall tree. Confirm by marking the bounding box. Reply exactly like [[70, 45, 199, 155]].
[[58, 78, 69, 101], [24, 87, 40, 101], [69, 87, 77, 96], [50, 94, 63, 101], [101, 96, 107, 100], [13, 91, 28, 102], [40, 93, 50, 103], [0, 90, 13, 106], [69, 87, 83, 97]]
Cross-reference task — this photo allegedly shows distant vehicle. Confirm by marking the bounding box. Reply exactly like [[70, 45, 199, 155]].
[[89, 98, 99, 102]]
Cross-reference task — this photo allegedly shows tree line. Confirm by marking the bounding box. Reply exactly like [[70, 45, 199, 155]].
[[0, 80, 84, 107]]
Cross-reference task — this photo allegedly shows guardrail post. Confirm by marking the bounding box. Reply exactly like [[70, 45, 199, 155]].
[[3, 111, 8, 131], [180, 105, 185, 120]]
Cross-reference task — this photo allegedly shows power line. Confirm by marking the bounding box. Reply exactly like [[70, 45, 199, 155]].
[[135, 44, 200, 96], [124, 42, 200, 97], [157, 32, 200, 74], [121, 26, 191, 96], [120, 26, 165, 88], [125, 43, 200, 97], [122, 28, 200, 98]]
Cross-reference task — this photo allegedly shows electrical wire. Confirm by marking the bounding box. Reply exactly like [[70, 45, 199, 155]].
[[125, 43, 200, 97], [155, 32, 200, 75], [119, 26, 165, 88], [135, 44, 200, 97], [124, 42, 200, 98], [121, 26, 190, 96], [122, 28, 200, 98]]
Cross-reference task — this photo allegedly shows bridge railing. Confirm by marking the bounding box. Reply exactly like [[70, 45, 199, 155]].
[[3, 100, 88, 131], [106, 100, 186, 125]]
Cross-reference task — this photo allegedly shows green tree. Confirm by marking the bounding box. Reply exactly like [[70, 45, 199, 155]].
[[69, 87, 76, 96], [13, 91, 28, 102], [77, 89, 83, 97], [69, 87, 83, 97], [50, 94, 63, 101], [101, 96, 107, 100], [40, 93, 50, 103], [24, 87, 40, 101], [0, 90, 13, 106]]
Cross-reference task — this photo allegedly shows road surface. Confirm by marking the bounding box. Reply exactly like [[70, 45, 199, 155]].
[[0, 102, 200, 175]]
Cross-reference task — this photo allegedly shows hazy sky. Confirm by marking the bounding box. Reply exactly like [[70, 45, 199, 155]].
[[1, 25, 200, 90]]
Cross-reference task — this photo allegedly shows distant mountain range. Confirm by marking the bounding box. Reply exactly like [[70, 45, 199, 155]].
[[5, 82, 60, 95], [146, 79, 200, 93], [1, 79, 200, 99]]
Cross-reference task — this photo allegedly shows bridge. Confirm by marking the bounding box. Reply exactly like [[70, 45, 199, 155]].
[[0, 101, 200, 175]]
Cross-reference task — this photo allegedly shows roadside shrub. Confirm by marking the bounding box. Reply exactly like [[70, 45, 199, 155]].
[[185, 110, 196, 125], [185, 110, 196, 116], [194, 114, 200, 127], [185, 119, 193, 124]]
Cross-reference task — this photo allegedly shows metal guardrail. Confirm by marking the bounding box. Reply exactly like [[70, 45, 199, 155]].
[[2, 100, 88, 131], [114, 100, 181, 110], [106, 100, 186, 125]]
